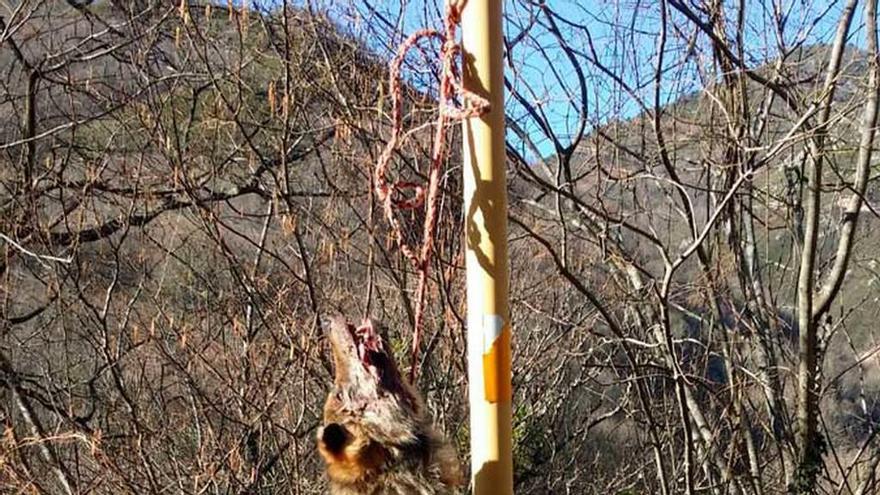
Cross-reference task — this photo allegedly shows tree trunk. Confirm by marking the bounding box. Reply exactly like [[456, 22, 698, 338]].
[[793, 1, 859, 491]]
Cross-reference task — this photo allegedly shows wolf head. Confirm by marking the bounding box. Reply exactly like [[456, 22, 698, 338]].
[[317, 316, 462, 492]]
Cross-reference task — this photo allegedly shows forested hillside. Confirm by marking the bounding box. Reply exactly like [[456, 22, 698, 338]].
[[2, 1, 880, 494]]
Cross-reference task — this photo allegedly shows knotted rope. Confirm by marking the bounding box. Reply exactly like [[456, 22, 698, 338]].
[[374, 0, 490, 383]]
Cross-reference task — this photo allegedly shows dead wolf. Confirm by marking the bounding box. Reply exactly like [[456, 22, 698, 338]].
[[317, 316, 463, 494]]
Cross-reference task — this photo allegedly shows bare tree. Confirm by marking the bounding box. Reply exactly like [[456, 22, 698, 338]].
[[4, 1, 880, 494]]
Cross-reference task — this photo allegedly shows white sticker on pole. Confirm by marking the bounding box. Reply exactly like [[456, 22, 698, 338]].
[[483, 314, 504, 354]]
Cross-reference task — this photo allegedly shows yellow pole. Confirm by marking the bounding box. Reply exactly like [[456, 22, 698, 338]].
[[460, 0, 513, 493]]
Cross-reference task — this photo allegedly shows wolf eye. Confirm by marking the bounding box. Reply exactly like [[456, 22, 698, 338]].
[[322, 423, 348, 453]]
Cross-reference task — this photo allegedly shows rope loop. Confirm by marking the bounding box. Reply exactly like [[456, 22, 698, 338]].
[[373, 0, 490, 383]]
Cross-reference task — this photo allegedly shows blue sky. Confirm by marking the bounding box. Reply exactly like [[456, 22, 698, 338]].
[[253, 1, 852, 159]]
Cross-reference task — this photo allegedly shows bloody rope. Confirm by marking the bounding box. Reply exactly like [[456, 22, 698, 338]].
[[374, 0, 490, 383]]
